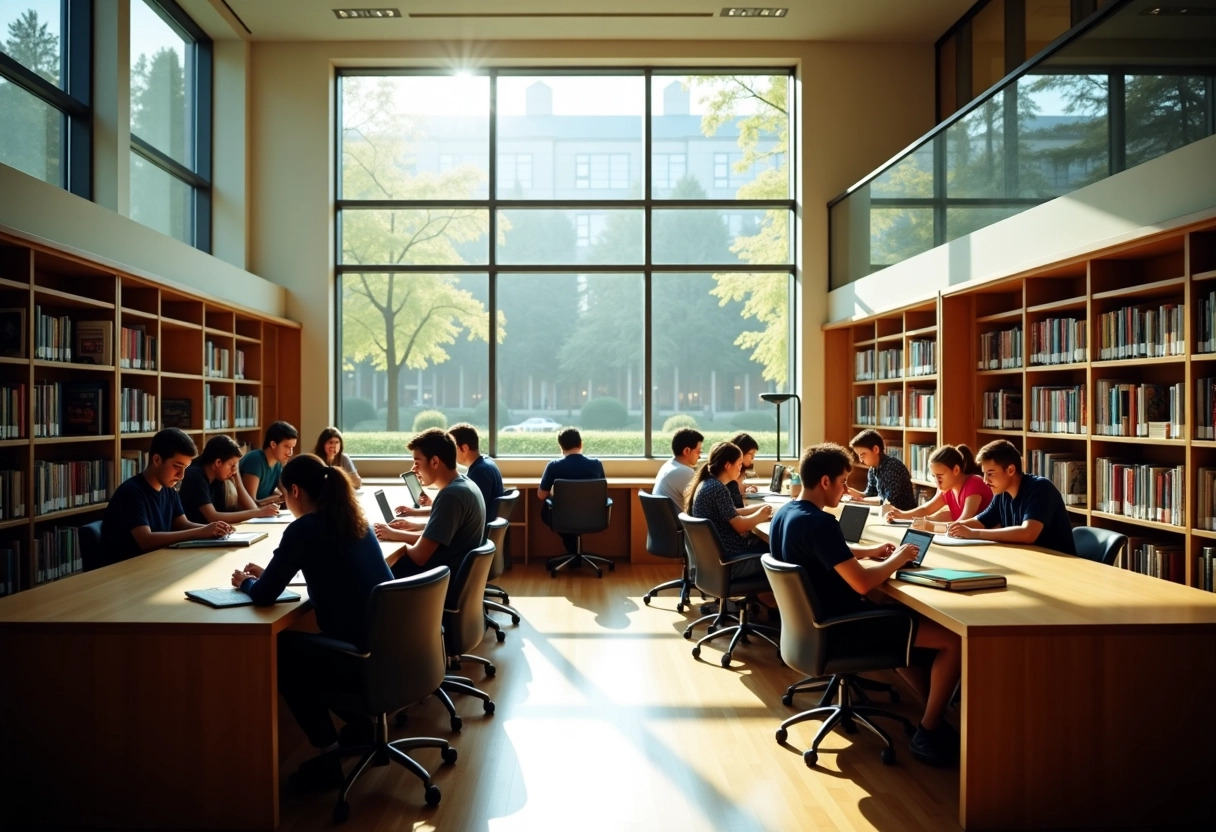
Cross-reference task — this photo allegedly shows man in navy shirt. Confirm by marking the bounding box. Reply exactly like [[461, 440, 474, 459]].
[[449, 423, 504, 518], [100, 428, 232, 565], [946, 439, 1076, 555], [538, 427, 605, 553]]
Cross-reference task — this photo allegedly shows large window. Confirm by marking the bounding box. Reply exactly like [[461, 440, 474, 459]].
[[337, 70, 795, 458], [0, 0, 90, 195], [129, 0, 212, 249]]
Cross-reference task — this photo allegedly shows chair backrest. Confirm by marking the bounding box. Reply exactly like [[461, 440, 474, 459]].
[[639, 491, 683, 559], [361, 566, 451, 715], [495, 489, 520, 522], [80, 520, 104, 572], [443, 541, 496, 655], [485, 517, 509, 581], [760, 553, 825, 677], [549, 479, 612, 535], [678, 512, 732, 599], [1072, 525, 1126, 566]]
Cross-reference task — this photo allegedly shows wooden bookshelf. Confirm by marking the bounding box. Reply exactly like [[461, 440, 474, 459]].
[[824, 215, 1216, 591], [0, 229, 300, 596]]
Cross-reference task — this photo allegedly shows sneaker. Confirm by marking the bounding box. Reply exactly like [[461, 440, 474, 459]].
[[288, 749, 345, 792], [909, 722, 958, 767]]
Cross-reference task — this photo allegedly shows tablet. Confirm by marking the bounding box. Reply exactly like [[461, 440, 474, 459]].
[[769, 464, 786, 494], [373, 489, 395, 523], [400, 471, 424, 509], [898, 528, 935, 568]]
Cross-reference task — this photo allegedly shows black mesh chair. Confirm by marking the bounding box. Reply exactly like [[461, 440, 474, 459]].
[[1072, 526, 1126, 566], [486, 490, 520, 599], [545, 479, 614, 578], [79, 520, 104, 572], [678, 512, 778, 668], [483, 518, 521, 636], [309, 566, 457, 823], [761, 553, 915, 767], [639, 491, 696, 612], [432, 542, 497, 733]]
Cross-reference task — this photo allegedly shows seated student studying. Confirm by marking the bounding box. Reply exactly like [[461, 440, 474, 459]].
[[686, 440, 771, 581], [392, 424, 503, 518], [240, 420, 299, 506], [537, 427, 605, 553], [767, 442, 962, 767], [846, 429, 917, 510], [653, 427, 704, 505], [945, 439, 1077, 555], [374, 429, 486, 578], [885, 443, 992, 530], [727, 432, 761, 503], [230, 453, 393, 792], [99, 428, 234, 565], [180, 435, 282, 524], [314, 426, 362, 489]]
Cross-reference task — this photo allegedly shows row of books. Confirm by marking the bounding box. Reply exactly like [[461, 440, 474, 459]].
[[202, 387, 260, 430], [33, 458, 110, 517], [32, 306, 73, 362], [1029, 316, 1087, 366], [1197, 547, 1216, 592], [119, 449, 150, 483], [1120, 537, 1185, 583], [1093, 380, 1184, 438], [907, 388, 937, 428], [854, 393, 903, 427], [1026, 451, 1086, 505], [0, 383, 25, 439], [1193, 467, 1216, 531], [120, 325, 157, 370], [1028, 384, 1086, 434], [1094, 458, 1184, 526], [1194, 378, 1216, 440], [1193, 288, 1216, 355], [0, 542, 17, 596], [120, 387, 158, 433], [1096, 301, 1185, 360], [981, 389, 1023, 429], [32, 525, 83, 585], [907, 339, 936, 377], [0, 469, 26, 519], [205, 341, 231, 378], [33, 381, 108, 437], [908, 443, 937, 483], [854, 348, 903, 381], [977, 326, 1022, 370]]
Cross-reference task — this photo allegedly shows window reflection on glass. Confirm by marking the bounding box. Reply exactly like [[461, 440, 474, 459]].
[[0, 77, 62, 185], [0, 0, 62, 88], [130, 152, 191, 244], [130, 0, 191, 166], [1125, 75, 1208, 170], [1020, 74, 1109, 197]]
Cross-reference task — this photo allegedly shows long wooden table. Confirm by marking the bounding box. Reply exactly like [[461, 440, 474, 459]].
[[760, 510, 1216, 829]]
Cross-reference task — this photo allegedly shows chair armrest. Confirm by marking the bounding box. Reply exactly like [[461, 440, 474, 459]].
[[305, 634, 370, 659], [719, 551, 763, 568]]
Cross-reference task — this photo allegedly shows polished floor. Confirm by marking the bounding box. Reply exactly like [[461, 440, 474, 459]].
[[278, 563, 961, 832]]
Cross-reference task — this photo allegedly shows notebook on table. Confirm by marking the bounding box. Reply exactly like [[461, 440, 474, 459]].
[[185, 587, 301, 608], [374, 489, 395, 523], [169, 531, 268, 549], [246, 511, 293, 524], [400, 471, 424, 508], [894, 568, 1007, 591]]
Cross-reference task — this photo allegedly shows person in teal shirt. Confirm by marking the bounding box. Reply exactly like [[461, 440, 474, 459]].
[[240, 420, 298, 504]]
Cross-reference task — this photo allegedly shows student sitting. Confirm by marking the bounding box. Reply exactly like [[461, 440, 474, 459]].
[[100, 428, 232, 565], [240, 420, 299, 506], [653, 427, 703, 506], [536, 427, 605, 554], [685, 441, 771, 581], [727, 431, 760, 505], [768, 443, 962, 767], [180, 435, 281, 525], [314, 426, 361, 489], [230, 453, 393, 791], [374, 429, 486, 579], [846, 429, 917, 510], [449, 423, 503, 518], [945, 439, 1077, 555], [886, 443, 992, 530]]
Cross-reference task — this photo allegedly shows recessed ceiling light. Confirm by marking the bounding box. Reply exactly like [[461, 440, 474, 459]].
[[721, 7, 788, 17], [333, 8, 402, 19]]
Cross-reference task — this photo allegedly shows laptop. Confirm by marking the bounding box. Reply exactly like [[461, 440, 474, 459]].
[[897, 528, 934, 569], [400, 471, 424, 509], [169, 531, 268, 549], [185, 586, 300, 608], [373, 488, 395, 523], [768, 463, 786, 494], [837, 502, 874, 544]]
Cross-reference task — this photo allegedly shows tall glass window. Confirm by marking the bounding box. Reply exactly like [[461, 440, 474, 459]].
[[337, 70, 796, 458]]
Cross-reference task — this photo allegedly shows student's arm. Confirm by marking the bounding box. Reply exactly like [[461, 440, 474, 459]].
[[132, 517, 231, 551], [394, 502, 432, 517], [834, 544, 919, 594], [388, 516, 426, 531], [374, 523, 420, 544], [955, 493, 985, 522], [887, 492, 945, 521], [946, 519, 1042, 544], [728, 503, 772, 534], [230, 472, 259, 511], [254, 487, 283, 507], [849, 541, 896, 560], [393, 535, 439, 569], [198, 500, 278, 524], [241, 472, 262, 503], [340, 454, 362, 489], [736, 502, 769, 518]]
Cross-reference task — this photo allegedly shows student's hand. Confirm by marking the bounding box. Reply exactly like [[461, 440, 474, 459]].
[[418, 491, 432, 507], [894, 543, 919, 565], [204, 521, 233, 538], [395, 505, 423, 517], [869, 542, 896, 560], [256, 504, 280, 518], [231, 569, 252, 588], [388, 518, 412, 530], [374, 523, 403, 541], [945, 521, 977, 539], [242, 562, 264, 578], [756, 503, 773, 520], [884, 509, 900, 523]]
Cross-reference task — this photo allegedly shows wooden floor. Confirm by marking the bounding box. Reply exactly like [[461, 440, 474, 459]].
[[278, 563, 961, 832]]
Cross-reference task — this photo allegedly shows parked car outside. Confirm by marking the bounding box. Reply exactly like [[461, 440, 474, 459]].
[[500, 417, 562, 433]]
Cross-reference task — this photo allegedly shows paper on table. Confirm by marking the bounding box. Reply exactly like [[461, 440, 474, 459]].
[[247, 512, 293, 524], [932, 534, 990, 546]]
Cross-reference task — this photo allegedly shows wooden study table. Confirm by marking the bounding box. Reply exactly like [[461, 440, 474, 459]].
[[757, 510, 1216, 830]]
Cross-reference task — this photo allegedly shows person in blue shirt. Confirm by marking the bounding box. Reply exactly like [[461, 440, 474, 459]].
[[230, 453, 393, 792], [946, 439, 1077, 555], [239, 420, 299, 505], [449, 422, 504, 518], [537, 427, 605, 553]]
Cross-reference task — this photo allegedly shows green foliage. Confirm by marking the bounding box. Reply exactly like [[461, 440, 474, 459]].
[[579, 397, 628, 429], [342, 397, 377, 428], [729, 410, 777, 431], [412, 410, 448, 431], [662, 414, 699, 432], [342, 429, 778, 458], [472, 398, 510, 430]]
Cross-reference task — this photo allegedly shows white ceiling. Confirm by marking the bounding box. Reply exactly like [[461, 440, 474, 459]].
[[186, 0, 976, 43]]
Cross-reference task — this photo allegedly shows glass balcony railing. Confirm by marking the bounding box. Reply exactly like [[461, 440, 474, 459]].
[[829, 0, 1216, 290]]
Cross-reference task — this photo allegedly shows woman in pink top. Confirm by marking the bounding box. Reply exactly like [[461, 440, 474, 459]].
[[885, 444, 993, 530]]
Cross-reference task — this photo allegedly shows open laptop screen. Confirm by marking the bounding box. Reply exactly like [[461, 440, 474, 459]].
[[769, 464, 786, 493], [837, 502, 871, 543]]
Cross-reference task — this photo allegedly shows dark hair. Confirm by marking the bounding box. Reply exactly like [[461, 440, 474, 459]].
[[409, 428, 457, 470], [729, 432, 759, 455], [849, 428, 885, 454], [799, 443, 853, 487], [447, 423, 480, 453], [280, 454, 367, 540], [313, 426, 343, 461], [150, 427, 197, 461], [263, 420, 299, 449], [684, 441, 741, 513], [197, 434, 242, 467], [976, 439, 1023, 474], [671, 427, 704, 457], [929, 443, 980, 476], [557, 427, 582, 451]]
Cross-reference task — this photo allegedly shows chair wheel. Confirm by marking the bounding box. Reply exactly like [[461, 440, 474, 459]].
[[643, 595, 652, 606], [485, 664, 496, 677], [889, 688, 901, 704], [683, 628, 693, 639], [510, 614, 520, 625], [483, 699, 496, 715], [425, 785, 441, 807], [495, 629, 506, 643], [781, 693, 794, 707], [804, 749, 818, 767], [775, 728, 788, 744], [691, 646, 701, 659], [333, 799, 350, 824], [881, 747, 896, 765], [450, 716, 463, 732], [441, 746, 458, 765], [676, 602, 685, 613], [721, 653, 732, 667], [594, 569, 603, 578]]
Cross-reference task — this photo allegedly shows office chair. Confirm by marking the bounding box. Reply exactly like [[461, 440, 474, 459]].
[[545, 479, 614, 578], [761, 554, 916, 767], [485, 490, 520, 608], [678, 512, 778, 668], [308, 566, 457, 823], [79, 520, 104, 572], [639, 491, 697, 611], [483, 518, 522, 637], [1072, 525, 1126, 566], [432, 541, 497, 733]]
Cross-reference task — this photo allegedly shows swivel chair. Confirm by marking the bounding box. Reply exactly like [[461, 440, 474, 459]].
[[1072, 525, 1126, 566], [433, 541, 497, 733], [79, 520, 104, 572], [483, 518, 522, 637], [639, 491, 696, 611], [678, 512, 778, 668], [761, 554, 915, 767], [545, 479, 614, 578]]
